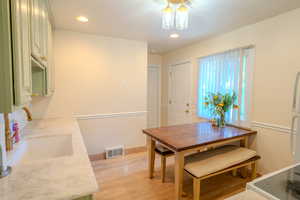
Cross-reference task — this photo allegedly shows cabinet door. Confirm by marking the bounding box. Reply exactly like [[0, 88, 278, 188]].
[[30, 0, 48, 66], [30, 0, 41, 60], [46, 18, 55, 95], [11, 0, 32, 106], [0, 0, 14, 113], [39, 0, 48, 66]]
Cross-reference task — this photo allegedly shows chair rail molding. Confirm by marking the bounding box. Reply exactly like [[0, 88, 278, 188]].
[[251, 121, 291, 134], [74, 111, 147, 120]]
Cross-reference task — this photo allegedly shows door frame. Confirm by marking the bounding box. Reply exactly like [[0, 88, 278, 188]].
[[148, 64, 162, 127], [167, 61, 193, 125]]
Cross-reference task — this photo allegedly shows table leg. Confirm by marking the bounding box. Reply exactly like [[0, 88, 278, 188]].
[[175, 152, 184, 200], [240, 136, 249, 148], [147, 136, 155, 179]]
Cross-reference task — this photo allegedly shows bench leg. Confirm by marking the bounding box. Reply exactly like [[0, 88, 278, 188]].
[[251, 162, 257, 180], [240, 167, 248, 179], [232, 169, 237, 176], [193, 178, 201, 200], [161, 155, 166, 182]]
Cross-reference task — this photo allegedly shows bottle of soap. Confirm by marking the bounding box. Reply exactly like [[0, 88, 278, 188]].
[[9, 120, 15, 148], [12, 121, 20, 143]]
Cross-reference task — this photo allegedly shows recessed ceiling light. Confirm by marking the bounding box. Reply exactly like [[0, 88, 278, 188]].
[[170, 33, 179, 38], [76, 16, 89, 23]]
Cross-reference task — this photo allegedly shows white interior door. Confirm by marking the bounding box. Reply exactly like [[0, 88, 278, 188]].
[[147, 66, 160, 128], [168, 62, 192, 125]]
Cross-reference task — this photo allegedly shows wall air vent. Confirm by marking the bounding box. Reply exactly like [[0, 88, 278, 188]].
[[105, 145, 124, 159]]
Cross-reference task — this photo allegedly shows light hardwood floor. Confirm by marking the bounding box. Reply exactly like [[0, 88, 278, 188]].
[[91, 152, 252, 200]]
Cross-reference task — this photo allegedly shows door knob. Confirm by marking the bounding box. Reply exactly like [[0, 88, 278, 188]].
[[185, 110, 189, 113]]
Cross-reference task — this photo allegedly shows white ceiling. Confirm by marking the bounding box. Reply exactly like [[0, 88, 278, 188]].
[[50, 0, 300, 53]]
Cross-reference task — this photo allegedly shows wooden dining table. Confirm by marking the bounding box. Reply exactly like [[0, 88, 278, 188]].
[[143, 122, 257, 200]]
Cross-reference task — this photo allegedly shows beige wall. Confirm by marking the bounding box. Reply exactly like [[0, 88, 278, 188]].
[[148, 53, 162, 66], [162, 8, 300, 174], [32, 30, 148, 155]]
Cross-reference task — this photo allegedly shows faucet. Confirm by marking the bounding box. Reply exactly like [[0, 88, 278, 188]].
[[22, 107, 32, 121]]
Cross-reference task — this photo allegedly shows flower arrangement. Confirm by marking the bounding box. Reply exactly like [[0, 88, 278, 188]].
[[204, 92, 239, 127]]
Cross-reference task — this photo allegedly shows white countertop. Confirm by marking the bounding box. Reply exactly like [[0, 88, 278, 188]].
[[0, 118, 99, 200], [246, 162, 300, 200], [225, 190, 268, 200]]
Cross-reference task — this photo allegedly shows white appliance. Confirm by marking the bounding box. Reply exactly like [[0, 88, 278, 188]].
[[246, 72, 300, 200], [291, 72, 300, 162]]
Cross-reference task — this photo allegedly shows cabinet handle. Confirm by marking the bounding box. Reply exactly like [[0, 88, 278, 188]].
[[291, 115, 300, 156], [40, 56, 47, 61], [293, 72, 300, 112]]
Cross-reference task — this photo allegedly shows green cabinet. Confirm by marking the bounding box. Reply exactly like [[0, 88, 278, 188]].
[[30, 0, 54, 96], [30, 0, 50, 67], [11, 0, 33, 107], [46, 17, 55, 96], [0, 0, 54, 113], [30, 0, 42, 61], [0, 0, 32, 113], [0, 0, 14, 113], [74, 195, 93, 200]]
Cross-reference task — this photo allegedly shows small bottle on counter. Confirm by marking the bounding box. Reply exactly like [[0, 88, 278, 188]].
[[13, 121, 20, 143]]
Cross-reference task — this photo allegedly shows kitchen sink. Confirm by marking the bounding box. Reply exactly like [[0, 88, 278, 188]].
[[9, 134, 74, 165], [22, 134, 73, 160]]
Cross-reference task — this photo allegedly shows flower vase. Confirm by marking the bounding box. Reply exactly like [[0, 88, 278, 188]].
[[216, 114, 226, 127]]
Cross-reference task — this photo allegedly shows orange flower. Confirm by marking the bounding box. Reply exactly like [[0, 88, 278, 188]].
[[218, 103, 224, 107], [233, 105, 239, 109]]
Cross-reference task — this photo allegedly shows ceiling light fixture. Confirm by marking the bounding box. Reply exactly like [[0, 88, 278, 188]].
[[162, 0, 189, 30], [162, 1, 174, 29], [76, 16, 89, 23], [176, 2, 188, 30], [170, 33, 179, 38]]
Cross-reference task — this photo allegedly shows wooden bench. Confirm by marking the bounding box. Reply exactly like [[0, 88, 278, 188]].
[[155, 144, 174, 182], [184, 145, 260, 200]]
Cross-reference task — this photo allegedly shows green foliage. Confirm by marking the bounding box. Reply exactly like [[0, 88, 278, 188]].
[[204, 92, 238, 117]]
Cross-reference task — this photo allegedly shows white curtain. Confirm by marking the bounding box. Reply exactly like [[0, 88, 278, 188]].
[[197, 49, 242, 122]]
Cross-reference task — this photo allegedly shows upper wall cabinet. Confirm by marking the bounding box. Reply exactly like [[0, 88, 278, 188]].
[[11, 0, 33, 107], [0, 0, 32, 113], [0, 0, 15, 113], [0, 0, 54, 113], [46, 18, 55, 95], [30, 0, 55, 97], [30, 0, 50, 67], [30, 0, 42, 62]]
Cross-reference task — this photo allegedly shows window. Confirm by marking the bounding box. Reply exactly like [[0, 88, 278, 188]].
[[197, 47, 254, 124]]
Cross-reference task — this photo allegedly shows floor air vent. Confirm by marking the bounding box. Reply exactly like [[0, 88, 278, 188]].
[[105, 146, 124, 159]]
